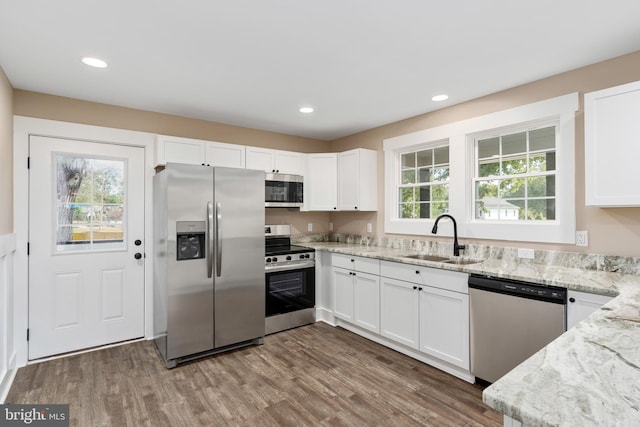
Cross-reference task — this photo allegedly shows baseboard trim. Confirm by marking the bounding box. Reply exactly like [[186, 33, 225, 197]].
[[0, 353, 17, 403]]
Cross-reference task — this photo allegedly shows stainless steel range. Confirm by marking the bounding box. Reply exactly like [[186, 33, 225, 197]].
[[265, 225, 316, 335]]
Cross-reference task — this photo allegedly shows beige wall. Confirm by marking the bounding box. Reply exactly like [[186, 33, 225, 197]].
[[329, 50, 640, 258], [0, 66, 13, 235], [13, 90, 330, 154]]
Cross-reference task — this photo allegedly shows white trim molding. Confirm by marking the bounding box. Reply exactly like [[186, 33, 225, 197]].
[[383, 93, 579, 243], [13, 116, 155, 368], [0, 233, 17, 402]]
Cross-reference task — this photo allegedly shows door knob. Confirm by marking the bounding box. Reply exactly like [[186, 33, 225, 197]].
[[134, 253, 142, 260], [134, 239, 142, 246]]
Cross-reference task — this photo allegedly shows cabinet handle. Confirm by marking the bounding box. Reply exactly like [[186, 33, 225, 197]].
[[569, 297, 576, 303], [413, 286, 417, 290], [333, 207, 337, 210], [350, 259, 354, 262], [418, 287, 423, 291], [354, 206, 358, 210], [415, 270, 419, 274]]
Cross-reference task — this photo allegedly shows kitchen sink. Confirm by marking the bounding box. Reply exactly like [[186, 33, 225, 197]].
[[402, 254, 482, 265], [442, 258, 482, 265], [403, 254, 451, 262]]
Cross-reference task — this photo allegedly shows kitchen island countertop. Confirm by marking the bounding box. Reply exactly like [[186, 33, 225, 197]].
[[305, 241, 640, 426]]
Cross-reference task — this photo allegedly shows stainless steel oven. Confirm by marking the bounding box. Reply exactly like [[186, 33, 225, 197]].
[[265, 225, 315, 334]]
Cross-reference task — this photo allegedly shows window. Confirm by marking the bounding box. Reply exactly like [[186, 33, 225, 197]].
[[398, 144, 449, 219], [473, 125, 556, 221], [55, 154, 126, 252], [384, 93, 577, 242]]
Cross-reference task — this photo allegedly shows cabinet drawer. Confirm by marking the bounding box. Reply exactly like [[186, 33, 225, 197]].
[[332, 253, 380, 275], [380, 261, 468, 294]]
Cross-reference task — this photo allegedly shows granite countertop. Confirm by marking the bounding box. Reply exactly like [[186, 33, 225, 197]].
[[305, 242, 637, 296], [306, 241, 640, 426]]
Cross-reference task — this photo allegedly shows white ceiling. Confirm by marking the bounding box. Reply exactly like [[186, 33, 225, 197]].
[[2, 1, 640, 141]]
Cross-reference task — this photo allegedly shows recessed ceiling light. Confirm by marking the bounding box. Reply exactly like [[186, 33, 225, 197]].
[[299, 106, 314, 114], [81, 57, 108, 68], [432, 94, 449, 102]]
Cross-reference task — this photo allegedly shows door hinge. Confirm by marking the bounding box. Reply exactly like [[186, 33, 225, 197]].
[[27, 156, 30, 169], [27, 329, 30, 341]]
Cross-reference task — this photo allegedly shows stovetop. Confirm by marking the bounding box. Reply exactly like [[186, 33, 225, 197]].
[[265, 244, 315, 257]]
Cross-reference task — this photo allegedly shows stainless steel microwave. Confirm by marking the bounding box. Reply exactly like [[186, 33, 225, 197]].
[[265, 173, 303, 208]]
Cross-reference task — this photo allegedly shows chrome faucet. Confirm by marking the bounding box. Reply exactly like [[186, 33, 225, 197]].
[[431, 214, 465, 257]]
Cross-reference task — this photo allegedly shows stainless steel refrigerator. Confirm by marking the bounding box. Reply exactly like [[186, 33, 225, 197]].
[[153, 163, 265, 368]]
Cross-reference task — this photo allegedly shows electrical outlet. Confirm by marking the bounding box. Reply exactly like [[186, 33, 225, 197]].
[[329, 222, 333, 231], [517, 248, 535, 259], [307, 223, 313, 232], [576, 230, 588, 247], [367, 223, 373, 233]]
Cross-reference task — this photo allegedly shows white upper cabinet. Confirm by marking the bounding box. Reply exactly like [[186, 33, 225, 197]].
[[585, 80, 640, 206], [205, 141, 245, 168], [338, 148, 377, 211], [155, 135, 245, 168], [155, 135, 205, 166], [305, 153, 338, 211], [245, 147, 304, 175]]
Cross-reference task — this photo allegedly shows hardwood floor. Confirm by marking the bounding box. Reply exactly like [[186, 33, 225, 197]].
[[7, 323, 501, 426]]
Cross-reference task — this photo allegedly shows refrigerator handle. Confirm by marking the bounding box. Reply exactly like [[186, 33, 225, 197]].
[[215, 202, 223, 277], [206, 202, 213, 278]]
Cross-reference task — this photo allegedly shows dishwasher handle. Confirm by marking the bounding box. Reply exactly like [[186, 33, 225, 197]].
[[469, 274, 566, 304]]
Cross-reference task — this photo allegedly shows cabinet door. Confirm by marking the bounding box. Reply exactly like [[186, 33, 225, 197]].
[[418, 286, 469, 369], [585, 80, 640, 206], [567, 290, 613, 330], [156, 136, 205, 166], [306, 153, 338, 211], [333, 267, 354, 322], [245, 147, 275, 172], [337, 150, 360, 210], [380, 277, 419, 349], [274, 151, 304, 175], [205, 142, 245, 168], [354, 272, 380, 333]]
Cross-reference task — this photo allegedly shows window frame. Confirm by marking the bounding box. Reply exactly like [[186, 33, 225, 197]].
[[384, 93, 578, 243], [397, 141, 451, 220], [471, 120, 559, 223]]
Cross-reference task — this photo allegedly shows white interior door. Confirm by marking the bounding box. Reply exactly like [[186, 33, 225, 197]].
[[28, 135, 145, 360]]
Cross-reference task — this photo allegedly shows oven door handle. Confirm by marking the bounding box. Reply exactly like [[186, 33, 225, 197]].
[[265, 262, 316, 273]]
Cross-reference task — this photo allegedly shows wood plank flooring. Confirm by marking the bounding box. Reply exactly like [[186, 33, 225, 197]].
[[6, 323, 501, 426]]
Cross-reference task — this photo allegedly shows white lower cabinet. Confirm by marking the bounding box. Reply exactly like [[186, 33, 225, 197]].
[[380, 276, 469, 370], [332, 254, 381, 333], [567, 290, 613, 330], [331, 255, 470, 374], [418, 285, 469, 369], [333, 267, 355, 322], [380, 277, 419, 348], [354, 272, 380, 333]]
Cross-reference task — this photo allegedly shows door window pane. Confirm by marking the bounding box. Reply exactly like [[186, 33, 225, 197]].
[[55, 155, 126, 252]]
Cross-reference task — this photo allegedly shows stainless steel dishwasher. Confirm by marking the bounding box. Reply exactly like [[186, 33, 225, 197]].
[[469, 274, 567, 384]]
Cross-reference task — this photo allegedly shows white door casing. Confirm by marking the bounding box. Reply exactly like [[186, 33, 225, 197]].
[[28, 135, 145, 359]]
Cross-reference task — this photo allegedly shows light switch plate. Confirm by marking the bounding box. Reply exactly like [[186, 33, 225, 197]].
[[307, 223, 313, 232], [576, 230, 588, 247], [367, 223, 373, 233], [329, 222, 333, 231]]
